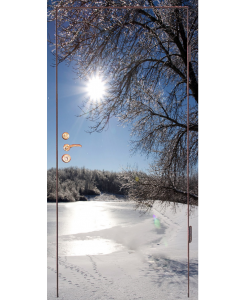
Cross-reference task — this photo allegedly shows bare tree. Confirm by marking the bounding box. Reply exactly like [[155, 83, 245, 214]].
[[118, 165, 198, 211], [48, 0, 198, 205]]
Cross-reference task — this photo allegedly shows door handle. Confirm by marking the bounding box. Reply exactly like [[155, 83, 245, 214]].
[[63, 144, 82, 151]]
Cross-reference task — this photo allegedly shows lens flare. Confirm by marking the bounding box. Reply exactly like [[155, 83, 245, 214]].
[[153, 215, 161, 229]]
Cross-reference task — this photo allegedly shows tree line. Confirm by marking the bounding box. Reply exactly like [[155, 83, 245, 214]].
[[47, 166, 198, 206], [47, 167, 125, 202]]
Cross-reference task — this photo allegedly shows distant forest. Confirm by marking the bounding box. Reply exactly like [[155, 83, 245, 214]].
[[47, 166, 198, 205], [47, 167, 125, 202]]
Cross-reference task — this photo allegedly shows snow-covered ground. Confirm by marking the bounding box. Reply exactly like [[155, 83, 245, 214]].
[[47, 195, 198, 299]]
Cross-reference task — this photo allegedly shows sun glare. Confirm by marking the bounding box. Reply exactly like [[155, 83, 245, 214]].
[[86, 75, 106, 101]]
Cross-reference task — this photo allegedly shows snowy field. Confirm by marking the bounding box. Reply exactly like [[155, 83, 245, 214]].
[[47, 196, 198, 299]]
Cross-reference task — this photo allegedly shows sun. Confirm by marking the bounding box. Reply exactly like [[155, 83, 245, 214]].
[[86, 75, 106, 101]]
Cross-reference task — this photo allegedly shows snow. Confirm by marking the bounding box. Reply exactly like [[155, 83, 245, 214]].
[[47, 196, 198, 299]]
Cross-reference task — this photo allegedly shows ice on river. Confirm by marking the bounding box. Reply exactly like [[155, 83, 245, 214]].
[[47, 197, 198, 300]]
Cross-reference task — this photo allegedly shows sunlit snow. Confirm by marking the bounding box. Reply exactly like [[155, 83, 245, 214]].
[[47, 196, 198, 300]]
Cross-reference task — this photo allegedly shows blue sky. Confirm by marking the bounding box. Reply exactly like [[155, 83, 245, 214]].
[[47, 21, 152, 172]]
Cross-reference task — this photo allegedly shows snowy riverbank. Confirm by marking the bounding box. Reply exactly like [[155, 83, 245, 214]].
[[47, 200, 198, 299]]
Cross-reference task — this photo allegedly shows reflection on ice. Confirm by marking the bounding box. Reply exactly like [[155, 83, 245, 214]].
[[59, 237, 125, 256], [57, 202, 116, 236], [48, 202, 161, 258]]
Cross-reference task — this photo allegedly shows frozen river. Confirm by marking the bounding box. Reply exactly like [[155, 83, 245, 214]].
[[47, 199, 198, 299], [48, 201, 155, 256]]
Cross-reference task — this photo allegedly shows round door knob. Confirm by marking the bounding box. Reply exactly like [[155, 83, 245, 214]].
[[62, 154, 71, 163]]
